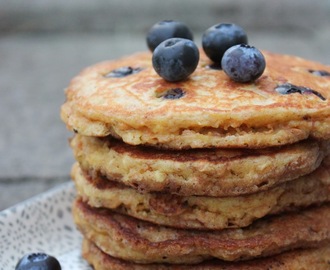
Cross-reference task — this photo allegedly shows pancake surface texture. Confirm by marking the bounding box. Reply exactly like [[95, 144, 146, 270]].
[[72, 159, 330, 229], [61, 51, 330, 149], [82, 239, 330, 270], [71, 135, 329, 196], [73, 200, 330, 264]]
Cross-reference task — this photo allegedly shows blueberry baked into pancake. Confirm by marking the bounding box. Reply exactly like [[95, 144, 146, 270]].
[[61, 21, 330, 269]]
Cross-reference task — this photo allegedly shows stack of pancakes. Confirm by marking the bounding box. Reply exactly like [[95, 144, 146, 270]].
[[61, 50, 330, 269]]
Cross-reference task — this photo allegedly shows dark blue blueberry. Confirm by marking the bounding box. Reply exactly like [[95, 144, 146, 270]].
[[15, 253, 61, 270], [146, 20, 193, 52], [202, 23, 248, 64], [275, 83, 326, 100], [152, 38, 199, 82], [221, 44, 266, 83], [159, 88, 185, 99], [104, 66, 142, 78]]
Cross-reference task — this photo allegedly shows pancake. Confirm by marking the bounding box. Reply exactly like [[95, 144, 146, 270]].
[[61, 50, 330, 149], [82, 239, 330, 270], [71, 134, 329, 196], [72, 157, 330, 230], [73, 199, 330, 264]]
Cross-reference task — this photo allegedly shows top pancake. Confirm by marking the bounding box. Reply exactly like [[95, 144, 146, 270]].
[[61, 50, 330, 149]]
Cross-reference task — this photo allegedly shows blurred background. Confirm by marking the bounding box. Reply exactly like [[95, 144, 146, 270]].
[[1, 0, 330, 210]]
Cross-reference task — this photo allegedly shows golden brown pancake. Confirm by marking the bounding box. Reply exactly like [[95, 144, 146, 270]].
[[61, 51, 330, 149], [82, 239, 330, 270], [72, 157, 330, 230], [71, 134, 329, 196], [73, 200, 330, 264]]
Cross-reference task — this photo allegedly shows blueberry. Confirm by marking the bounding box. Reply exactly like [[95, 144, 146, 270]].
[[221, 44, 266, 83], [104, 66, 142, 78], [202, 23, 248, 64], [158, 88, 185, 99], [275, 83, 326, 101], [308, 69, 330, 77], [275, 83, 306, 95], [146, 20, 193, 52], [152, 38, 199, 82], [15, 253, 61, 270]]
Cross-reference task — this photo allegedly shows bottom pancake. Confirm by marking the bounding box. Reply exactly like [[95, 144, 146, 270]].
[[73, 199, 330, 264], [82, 239, 330, 270]]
